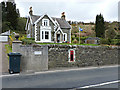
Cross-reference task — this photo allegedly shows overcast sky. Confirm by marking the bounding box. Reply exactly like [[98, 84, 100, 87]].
[[1, 0, 120, 22]]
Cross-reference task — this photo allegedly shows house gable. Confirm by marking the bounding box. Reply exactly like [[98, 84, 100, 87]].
[[34, 14, 57, 27]]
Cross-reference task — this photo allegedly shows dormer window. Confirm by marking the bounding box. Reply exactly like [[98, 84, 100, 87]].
[[42, 19, 49, 26]]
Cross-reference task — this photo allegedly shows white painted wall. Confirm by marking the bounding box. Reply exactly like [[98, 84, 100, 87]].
[[0, 36, 8, 42]]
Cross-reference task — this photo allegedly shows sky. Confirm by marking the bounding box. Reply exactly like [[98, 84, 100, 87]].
[[1, 0, 120, 22]]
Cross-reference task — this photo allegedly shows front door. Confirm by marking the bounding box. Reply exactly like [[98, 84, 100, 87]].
[[57, 34, 60, 43]]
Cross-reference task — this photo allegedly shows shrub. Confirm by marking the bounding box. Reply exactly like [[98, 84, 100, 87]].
[[100, 39, 110, 45], [111, 39, 120, 45], [22, 39, 35, 45], [73, 39, 78, 44]]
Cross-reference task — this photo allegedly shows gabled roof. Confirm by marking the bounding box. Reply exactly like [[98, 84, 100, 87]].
[[29, 14, 71, 29]]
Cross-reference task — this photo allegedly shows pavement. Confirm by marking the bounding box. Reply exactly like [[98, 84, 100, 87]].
[[1, 65, 120, 89]]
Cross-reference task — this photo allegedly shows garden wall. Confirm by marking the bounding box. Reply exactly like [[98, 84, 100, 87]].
[[48, 45, 119, 69], [12, 41, 119, 72]]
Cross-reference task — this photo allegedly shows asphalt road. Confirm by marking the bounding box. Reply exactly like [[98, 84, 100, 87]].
[[1, 65, 120, 89]]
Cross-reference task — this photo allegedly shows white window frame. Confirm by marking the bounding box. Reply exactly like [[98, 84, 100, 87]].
[[40, 30, 51, 42], [42, 19, 49, 26], [63, 33, 67, 42], [68, 49, 75, 62]]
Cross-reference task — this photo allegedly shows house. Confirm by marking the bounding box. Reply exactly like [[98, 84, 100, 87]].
[[85, 37, 100, 44], [25, 7, 71, 43]]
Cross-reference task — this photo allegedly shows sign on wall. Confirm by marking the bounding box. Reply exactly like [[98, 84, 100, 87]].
[[0, 36, 8, 42], [34, 51, 42, 55]]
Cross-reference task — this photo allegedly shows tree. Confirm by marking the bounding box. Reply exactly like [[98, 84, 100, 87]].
[[1, 1, 20, 32], [6, 2, 19, 30], [95, 14, 105, 38], [2, 2, 7, 22], [16, 17, 27, 33], [105, 26, 117, 39]]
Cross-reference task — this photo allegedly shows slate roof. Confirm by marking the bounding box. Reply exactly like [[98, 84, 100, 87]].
[[30, 15, 71, 29], [30, 15, 40, 23], [55, 18, 71, 29]]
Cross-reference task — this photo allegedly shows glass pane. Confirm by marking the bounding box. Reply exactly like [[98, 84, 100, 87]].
[[44, 20, 48, 26], [42, 31, 44, 39], [64, 34, 65, 41], [45, 31, 49, 39]]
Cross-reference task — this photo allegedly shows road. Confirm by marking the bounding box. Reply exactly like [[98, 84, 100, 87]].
[[1, 65, 120, 89]]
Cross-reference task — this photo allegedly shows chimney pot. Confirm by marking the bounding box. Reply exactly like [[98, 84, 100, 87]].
[[29, 7, 33, 15], [61, 12, 65, 20]]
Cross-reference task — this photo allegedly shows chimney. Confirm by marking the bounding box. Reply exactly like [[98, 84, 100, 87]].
[[61, 12, 65, 20], [29, 7, 33, 16]]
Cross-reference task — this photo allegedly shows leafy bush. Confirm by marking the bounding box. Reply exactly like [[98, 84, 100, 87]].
[[80, 36, 89, 40], [25, 38, 35, 40], [22, 39, 35, 45], [114, 35, 120, 39], [100, 39, 120, 45], [111, 39, 120, 45], [100, 39, 111, 45]]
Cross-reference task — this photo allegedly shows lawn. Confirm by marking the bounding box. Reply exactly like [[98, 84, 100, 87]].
[[37, 43, 99, 46]]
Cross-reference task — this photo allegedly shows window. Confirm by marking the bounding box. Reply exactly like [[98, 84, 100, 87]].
[[45, 31, 49, 39], [42, 31, 44, 39], [68, 49, 75, 62], [42, 19, 49, 26], [44, 20, 48, 26], [63, 33, 67, 41], [64, 34, 65, 41]]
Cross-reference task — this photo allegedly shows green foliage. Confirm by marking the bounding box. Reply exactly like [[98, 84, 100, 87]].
[[111, 39, 120, 45], [5, 44, 12, 54], [16, 17, 27, 33], [22, 39, 36, 45], [95, 14, 105, 38], [114, 34, 120, 39], [2, 21, 13, 32], [25, 38, 35, 40], [1, 1, 20, 32], [6, 2, 19, 30], [100, 38, 120, 45], [105, 26, 117, 39], [37, 43, 99, 46], [100, 39, 111, 45]]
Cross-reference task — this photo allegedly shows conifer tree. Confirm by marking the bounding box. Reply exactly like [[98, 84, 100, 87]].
[[6, 2, 19, 30], [95, 14, 105, 38]]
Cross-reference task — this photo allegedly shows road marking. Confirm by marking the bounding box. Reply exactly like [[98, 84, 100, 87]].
[[77, 80, 120, 89]]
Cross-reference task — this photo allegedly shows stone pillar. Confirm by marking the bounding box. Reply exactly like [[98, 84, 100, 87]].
[[12, 41, 22, 53]]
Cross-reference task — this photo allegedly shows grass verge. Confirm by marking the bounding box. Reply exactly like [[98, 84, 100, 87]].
[[5, 44, 12, 60]]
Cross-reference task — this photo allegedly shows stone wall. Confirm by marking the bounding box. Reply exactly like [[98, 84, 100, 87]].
[[12, 42, 119, 72], [48, 45, 119, 69]]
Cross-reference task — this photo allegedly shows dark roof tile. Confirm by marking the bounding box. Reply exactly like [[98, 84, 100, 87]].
[[30, 15, 71, 29]]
